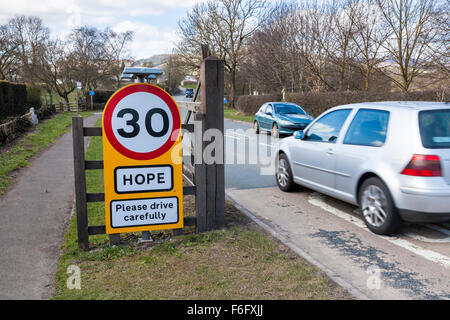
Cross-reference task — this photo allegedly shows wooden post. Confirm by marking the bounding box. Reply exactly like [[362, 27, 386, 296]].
[[194, 112, 207, 231], [197, 56, 225, 232], [72, 116, 89, 250]]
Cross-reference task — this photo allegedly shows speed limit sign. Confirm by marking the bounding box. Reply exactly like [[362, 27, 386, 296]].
[[102, 83, 184, 234]]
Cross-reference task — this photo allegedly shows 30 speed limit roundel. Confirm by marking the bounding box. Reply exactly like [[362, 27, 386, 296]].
[[103, 84, 181, 160]]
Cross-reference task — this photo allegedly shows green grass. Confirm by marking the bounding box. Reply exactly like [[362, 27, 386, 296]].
[[224, 107, 254, 123], [52, 118, 352, 300], [182, 84, 197, 89], [0, 111, 92, 195]]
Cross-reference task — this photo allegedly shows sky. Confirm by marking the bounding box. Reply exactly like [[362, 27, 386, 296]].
[[0, 0, 204, 60]]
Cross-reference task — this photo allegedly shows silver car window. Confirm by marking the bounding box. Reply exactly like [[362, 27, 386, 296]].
[[419, 109, 450, 149], [343, 109, 390, 147], [304, 109, 352, 143]]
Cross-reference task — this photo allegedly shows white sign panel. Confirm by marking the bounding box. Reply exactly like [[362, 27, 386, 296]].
[[114, 165, 173, 194], [110, 92, 174, 154], [110, 197, 179, 228]]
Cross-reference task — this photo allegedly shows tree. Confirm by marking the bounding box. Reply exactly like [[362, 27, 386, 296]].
[[163, 54, 187, 95], [309, 0, 362, 91], [33, 39, 77, 104], [376, 0, 441, 92], [351, 0, 391, 90], [243, 2, 305, 93], [68, 26, 108, 95], [8, 15, 50, 83], [177, 0, 268, 107], [0, 24, 19, 80], [104, 28, 134, 89]]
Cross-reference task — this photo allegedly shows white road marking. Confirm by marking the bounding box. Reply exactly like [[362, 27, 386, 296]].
[[403, 233, 450, 244], [308, 192, 450, 269]]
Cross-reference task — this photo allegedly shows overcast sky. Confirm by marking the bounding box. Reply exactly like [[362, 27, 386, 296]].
[[0, 0, 203, 59]]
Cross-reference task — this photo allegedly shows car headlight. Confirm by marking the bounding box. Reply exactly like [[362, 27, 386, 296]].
[[279, 119, 294, 126]]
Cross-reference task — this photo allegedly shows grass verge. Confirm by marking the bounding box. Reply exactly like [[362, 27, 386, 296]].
[[0, 111, 92, 195], [224, 107, 254, 123], [52, 118, 352, 300]]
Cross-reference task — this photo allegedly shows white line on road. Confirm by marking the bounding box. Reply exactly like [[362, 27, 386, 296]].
[[308, 192, 450, 269], [403, 233, 450, 244]]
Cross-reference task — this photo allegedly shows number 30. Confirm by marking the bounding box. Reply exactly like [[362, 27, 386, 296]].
[[117, 108, 169, 138]]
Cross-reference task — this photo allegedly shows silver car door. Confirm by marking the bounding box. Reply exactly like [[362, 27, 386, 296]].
[[291, 109, 352, 191], [335, 109, 391, 201]]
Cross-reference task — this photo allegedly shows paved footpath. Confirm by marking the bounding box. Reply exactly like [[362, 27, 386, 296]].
[[0, 114, 101, 299]]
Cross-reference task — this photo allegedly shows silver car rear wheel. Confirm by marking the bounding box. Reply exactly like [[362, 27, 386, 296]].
[[358, 177, 401, 235], [361, 185, 387, 227]]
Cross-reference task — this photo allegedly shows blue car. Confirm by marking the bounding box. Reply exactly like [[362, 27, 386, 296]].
[[253, 102, 314, 137]]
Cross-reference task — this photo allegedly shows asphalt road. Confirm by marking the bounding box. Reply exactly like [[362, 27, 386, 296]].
[[175, 89, 450, 300]]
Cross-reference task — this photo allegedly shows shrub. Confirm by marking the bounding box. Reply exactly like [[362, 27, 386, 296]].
[[0, 81, 28, 123]]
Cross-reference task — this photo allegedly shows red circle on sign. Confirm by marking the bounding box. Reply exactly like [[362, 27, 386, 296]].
[[103, 84, 181, 160]]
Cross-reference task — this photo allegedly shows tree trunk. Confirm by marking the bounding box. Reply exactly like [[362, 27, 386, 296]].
[[63, 94, 70, 104], [364, 67, 371, 91], [231, 67, 237, 108]]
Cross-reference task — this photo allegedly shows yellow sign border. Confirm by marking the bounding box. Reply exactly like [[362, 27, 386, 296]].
[[102, 83, 184, 234]]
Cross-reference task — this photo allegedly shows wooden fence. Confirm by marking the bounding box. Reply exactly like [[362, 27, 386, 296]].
[[72, 55, 225, 250], [56, 101, 89, 112]]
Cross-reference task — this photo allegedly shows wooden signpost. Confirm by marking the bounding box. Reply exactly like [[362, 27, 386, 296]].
[[72, 53, 224, 250]]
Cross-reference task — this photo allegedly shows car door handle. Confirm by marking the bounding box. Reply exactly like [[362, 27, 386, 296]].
[[326, 149, 335, 155]]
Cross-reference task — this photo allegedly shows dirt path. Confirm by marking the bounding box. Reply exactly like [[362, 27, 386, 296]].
[[0, 114, 101, 299]]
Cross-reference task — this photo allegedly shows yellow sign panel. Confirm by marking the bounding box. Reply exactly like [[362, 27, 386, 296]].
[[102, 83, 183, 234]]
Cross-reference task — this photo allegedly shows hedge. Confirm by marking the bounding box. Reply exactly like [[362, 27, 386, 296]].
[[84, 89, 115, 110], [237, 90, 447, 118], [26, 85, 42, 110], [0, 81, 28, 123], [85, 89, 115, 104], [236, 94, 282, 115]]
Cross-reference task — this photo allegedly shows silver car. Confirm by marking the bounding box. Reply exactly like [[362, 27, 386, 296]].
[[276, 101, 450, 235]]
